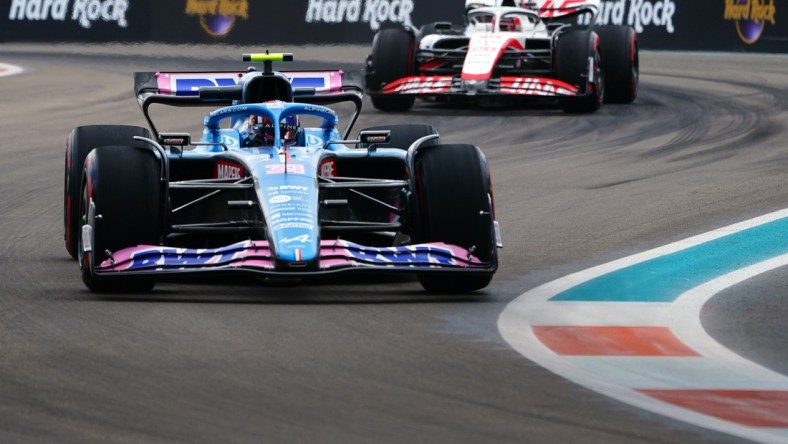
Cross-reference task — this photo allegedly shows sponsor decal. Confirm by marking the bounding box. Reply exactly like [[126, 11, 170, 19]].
[[266, 185, 309, 192], [348, 245, 458, 266], [8, 0, 129, 29], [185, 0, 248, 38], [269, 195, 292, 204], [281, 234, 310, 244], [579, 0, 676, 33], [305, 133, 324, 146], [265, 163, 306, 175], [129, 246, 240, 269], [319, 158, 336, 177], [302, 105, 337, 115], [158, 72, 342, 96], [215, 161, 244, 179], [220, 133, 240, 148], [277, 223, 315, 229], [213, 105, 247, 116], [500, 76, 578, 96], [540, 0, 593, 18], [162, 137, 187, 145], [383, 76, 453, 94], [284, 71, 340, 92], [723, 0, 776, 44], [463, 35, 523, 80], [158, 72, 240, 96], [305, 0, 414, 31]]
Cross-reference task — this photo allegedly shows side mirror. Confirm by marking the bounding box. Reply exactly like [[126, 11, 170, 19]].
[[359, 130, 391, 145], [158, 132, 191, 147]]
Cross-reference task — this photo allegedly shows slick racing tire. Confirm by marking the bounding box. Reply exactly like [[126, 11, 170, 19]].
[[594, 25, 638, 104], [358, 124, 440, 150], [555, 29, 603, 114], [65, 125, 151, 259], [79, 146, 161, 293], [414, 144, 497, 293], [367, 26, 417, 112]]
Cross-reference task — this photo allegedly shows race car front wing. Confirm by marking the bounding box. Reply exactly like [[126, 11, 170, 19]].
[[379, 75, 580, 97], [92, 239, 494, 278]]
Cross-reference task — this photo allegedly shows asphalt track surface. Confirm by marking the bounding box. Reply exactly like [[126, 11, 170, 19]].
[[1, 43, 787, 443]]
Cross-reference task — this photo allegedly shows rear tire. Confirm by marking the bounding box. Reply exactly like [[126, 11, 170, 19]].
[[358, 124, 439, 150], [65, 125, 150, 259], [413, 144, 496, 293], [555, 29, 603, 114], [366, 27, 417, 112], [80, 146, 161, 293], [595, 25, 638, 104]]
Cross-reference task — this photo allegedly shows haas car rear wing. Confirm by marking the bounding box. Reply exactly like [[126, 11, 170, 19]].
[[134, 53, 364, 139], [466, 0, 599, 19]]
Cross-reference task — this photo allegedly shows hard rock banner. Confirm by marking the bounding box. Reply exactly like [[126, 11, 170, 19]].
[[0, 0, 785, 52]]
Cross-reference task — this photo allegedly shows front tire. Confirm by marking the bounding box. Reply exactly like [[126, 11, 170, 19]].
[[366, 26, 417, 112], [80, 146, 162, 293], [595, 25, 638, 104], [413, 144, 497, 293], [65, 125, 150, 259], [555, 29, 603, 114]]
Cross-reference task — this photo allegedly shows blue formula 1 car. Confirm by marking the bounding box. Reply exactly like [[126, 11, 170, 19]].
[[64, 53, 502, 293]]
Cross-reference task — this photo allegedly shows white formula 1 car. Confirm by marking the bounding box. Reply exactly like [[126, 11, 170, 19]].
[[365, 0, 638, 113]]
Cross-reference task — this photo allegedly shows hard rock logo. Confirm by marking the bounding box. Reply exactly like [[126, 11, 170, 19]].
[[185, 0, 248, 38], [723, 0, 777, 44]]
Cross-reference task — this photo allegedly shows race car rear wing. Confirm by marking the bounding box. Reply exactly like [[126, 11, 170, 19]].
[[133, 69, 364, 139], [537, 2, 599, 20], [465, 1, 599, 21]]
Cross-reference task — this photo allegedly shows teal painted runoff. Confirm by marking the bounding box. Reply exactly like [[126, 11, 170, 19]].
[[551, 216, 788, 302]]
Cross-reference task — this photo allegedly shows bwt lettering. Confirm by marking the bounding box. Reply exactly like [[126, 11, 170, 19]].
[[306, 0, 414, 31], [8, 0, 129, 29]]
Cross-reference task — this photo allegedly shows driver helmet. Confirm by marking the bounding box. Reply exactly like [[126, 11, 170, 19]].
[[244, 114, 275, 147], [280, 114, 300, 146], [243, 114, 300, 147], [499, 16, 522, 32]]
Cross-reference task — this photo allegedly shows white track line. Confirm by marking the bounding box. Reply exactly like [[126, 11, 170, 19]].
[[499, 208, 788, 444]]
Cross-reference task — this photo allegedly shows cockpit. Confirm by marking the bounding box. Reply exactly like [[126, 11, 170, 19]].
[[466, 8, 541, 33]]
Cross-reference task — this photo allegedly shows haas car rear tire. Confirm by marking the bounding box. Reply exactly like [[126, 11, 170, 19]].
[[65, 125, 150, 259], [367, 26, 417, 112], [358, 124, 439, 150], [595, 25, 638, 104], [414, 144, 497, 293], [79, 146, 162, 293], [556, 29, 603, 114]]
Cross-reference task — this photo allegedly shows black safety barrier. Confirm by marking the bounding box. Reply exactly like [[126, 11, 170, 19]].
[[589, 0, 787, 53], [0, 0, 785, 53], [1, 0, 153, 43]]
